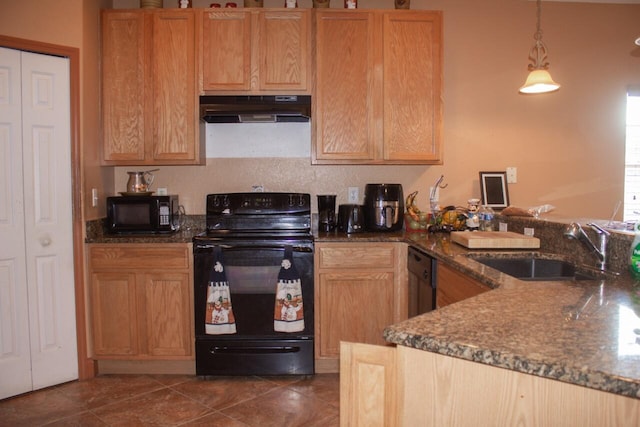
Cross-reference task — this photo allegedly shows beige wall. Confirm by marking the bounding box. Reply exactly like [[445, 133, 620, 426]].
[[5, 0, 639, 220], [0, 0, 113, 222], [113, 0, 640, 220]]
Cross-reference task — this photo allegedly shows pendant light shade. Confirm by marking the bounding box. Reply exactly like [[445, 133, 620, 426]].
[[636, 36, 640, 46], [519, 0, 560, 94], [519, 69, 560, 94]]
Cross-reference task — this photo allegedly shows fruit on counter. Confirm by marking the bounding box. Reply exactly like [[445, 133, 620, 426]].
[[405, 191, 422, 221], [440, 206, 466, 230]]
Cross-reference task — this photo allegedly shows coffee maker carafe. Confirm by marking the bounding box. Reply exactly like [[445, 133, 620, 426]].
[[317, 194, 337, 231], [364, 184, 404, 232]]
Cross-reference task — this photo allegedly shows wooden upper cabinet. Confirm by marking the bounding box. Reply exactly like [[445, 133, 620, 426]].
[[258, 10, 310, 91], [201, 9, 311, 94], [151, 11, 199, 163], [102, 11, 146, 163], [202, 10, 252, 91], [382, 12, 442, 162], [313, 10, 443, 165], [313, 11, 376, 162], [101, 9, 203, 166]]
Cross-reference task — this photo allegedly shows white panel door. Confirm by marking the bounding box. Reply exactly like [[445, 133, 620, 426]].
[[0, 47, 77, 399], [0, 47, 31, 399]]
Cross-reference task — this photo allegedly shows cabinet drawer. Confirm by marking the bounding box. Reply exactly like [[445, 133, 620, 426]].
[[89, 244, 191, 270], [317, 244, 395, 269]]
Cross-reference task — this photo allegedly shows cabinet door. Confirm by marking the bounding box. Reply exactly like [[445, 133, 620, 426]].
[[202, 10, 252, 91], [340, 342, 398, 427], [436, 263, 490, 308], [317, 271, 395, 358], [382, 12, 442, 162], [101, 11, 146, 163], [142, 272, 193, 357], [313, 11, 377, 162], [151, 10, 199, 162], [258, 10, 310, 92], [91, 272, 139, 357]]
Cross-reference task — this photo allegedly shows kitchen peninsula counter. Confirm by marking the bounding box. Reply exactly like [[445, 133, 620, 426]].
[[385, 231, 640, 400]]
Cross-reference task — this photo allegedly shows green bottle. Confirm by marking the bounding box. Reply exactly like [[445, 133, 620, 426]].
[[630, 223, 640, 279]]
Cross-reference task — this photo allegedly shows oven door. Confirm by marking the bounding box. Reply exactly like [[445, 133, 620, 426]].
[[193, 238, 314, 375]]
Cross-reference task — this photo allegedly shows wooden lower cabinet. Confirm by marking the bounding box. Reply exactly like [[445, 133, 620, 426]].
[[436, 261, 490, 308], [341, 342, 640, 426], [88, 243, 194, 361], [314, 242, 407, 373]]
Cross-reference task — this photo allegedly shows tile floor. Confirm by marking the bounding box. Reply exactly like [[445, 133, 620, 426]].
[[0, 373, 340, 426]]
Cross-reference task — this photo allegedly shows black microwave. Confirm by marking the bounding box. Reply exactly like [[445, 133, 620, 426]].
[[106, 195, 180, 234]]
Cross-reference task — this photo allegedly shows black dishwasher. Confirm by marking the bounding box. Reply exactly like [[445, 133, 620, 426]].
[[407, 246, 436, 316]]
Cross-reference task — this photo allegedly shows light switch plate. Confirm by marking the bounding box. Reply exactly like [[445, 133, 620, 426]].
[[506, 167, 517, 184]]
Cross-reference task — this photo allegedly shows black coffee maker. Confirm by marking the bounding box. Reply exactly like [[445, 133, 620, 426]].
[[363, 184, 404, 232]]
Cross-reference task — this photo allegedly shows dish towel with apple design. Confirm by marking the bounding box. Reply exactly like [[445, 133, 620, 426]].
[[274, 246, 304, 333], [205, 246, 237, 335]]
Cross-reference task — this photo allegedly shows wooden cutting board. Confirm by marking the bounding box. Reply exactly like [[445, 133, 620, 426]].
[[450, 231, 540, 249]]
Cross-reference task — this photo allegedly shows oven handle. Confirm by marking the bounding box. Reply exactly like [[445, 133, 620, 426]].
[[196, 244, 313, 253], [210, 345, 301, 354]]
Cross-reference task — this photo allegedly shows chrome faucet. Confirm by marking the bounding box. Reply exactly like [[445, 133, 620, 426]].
[[563, 222, 610, 271]]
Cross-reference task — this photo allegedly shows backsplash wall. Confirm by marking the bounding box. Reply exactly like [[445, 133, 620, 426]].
[[114, 159, 432, 215]]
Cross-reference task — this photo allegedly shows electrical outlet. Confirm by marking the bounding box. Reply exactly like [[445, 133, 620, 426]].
[[506, 167, 517, 184], [252, 185, 264, 192], [348, 187, 359, 203], [524, 227, 535, 236]]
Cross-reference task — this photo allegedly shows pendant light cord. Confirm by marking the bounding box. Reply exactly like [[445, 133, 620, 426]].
[[528, 0, 550, 71]]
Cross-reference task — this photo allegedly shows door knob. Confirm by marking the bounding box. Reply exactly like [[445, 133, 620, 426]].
[[39, 236, 52, 247]]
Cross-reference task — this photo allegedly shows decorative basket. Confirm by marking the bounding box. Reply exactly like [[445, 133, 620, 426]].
[[140, 0, 163, 8]]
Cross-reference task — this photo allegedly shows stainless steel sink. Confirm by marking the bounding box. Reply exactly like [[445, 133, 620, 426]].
[[470, 256, 598, 281]]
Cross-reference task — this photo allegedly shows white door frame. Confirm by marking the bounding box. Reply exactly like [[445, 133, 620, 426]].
[[0, 35, 93, 381]]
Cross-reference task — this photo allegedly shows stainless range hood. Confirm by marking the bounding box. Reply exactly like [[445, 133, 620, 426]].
[[200, 95, 311, 123]]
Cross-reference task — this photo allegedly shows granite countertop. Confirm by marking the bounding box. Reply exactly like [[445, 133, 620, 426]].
[[383, 232, 640, 400], [84, 216, 205, 244]]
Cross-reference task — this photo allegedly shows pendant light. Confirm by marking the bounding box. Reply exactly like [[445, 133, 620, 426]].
[[519, 0, 560, 94], [635, 36, 640, 46]]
